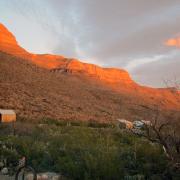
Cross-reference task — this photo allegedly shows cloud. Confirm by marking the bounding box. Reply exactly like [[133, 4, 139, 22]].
[[125, 55, 165, 71], [125, 50, 178, 72], [0, 0, 180, 87], [131, 50, 180, 87], [165, 37, 180, 48]]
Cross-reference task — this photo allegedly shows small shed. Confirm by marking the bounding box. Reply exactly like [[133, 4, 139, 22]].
[[0, 109, 16, 123]]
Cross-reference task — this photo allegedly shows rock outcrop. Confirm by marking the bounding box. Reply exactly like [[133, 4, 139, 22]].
[[53, 59, 134, 84]]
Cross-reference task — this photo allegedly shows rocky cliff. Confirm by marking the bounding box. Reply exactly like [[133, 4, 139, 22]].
[[0, 23, 134, 85]]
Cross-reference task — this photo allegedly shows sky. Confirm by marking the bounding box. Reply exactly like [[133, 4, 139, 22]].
[[0, 0, 180, 87]]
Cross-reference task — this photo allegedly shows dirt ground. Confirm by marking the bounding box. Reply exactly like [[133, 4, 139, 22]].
[[0, 175, 14, 180]]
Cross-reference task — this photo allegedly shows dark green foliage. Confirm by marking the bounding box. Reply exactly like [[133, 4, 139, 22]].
[[0, 120, 179, 179]]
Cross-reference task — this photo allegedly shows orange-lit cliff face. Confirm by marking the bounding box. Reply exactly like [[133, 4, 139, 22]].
[[0, 24, 28, 56], [0, 24, 66, 69], [0, 23, 134, 85], [55, 59, 134, 84]]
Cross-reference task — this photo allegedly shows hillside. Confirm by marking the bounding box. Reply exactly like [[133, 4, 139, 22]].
[[0, 23, 180, 122], [0, 52, 146, 121]]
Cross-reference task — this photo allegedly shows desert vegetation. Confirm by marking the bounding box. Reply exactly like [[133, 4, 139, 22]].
[[0, 118, 180, 180], [1, 51, 180, 124]]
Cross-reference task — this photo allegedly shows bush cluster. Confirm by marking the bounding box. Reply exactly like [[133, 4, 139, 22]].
[[0, 120, 179, 179]]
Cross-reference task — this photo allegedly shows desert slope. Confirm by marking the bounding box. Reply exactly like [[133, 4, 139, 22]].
[[0, 23, 180, 122], [0, 51, 144, 121]]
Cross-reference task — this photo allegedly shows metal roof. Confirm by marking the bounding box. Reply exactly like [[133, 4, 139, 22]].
[[0, 109, 16, 115]]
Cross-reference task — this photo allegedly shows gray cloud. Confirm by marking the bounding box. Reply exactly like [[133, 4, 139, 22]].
[[51, 0, 180, 87], [131, 51, 180, 87]]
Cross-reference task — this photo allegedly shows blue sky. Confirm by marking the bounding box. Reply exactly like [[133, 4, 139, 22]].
[[0, 0, 180, 87]]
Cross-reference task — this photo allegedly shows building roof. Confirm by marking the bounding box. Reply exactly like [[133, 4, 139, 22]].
[[117, 119, 131, 124], [0, 109, 16, 115]]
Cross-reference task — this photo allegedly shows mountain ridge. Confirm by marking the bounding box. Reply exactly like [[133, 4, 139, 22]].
[[0, 23, 180, 122], [0, 23, 135, 85]]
